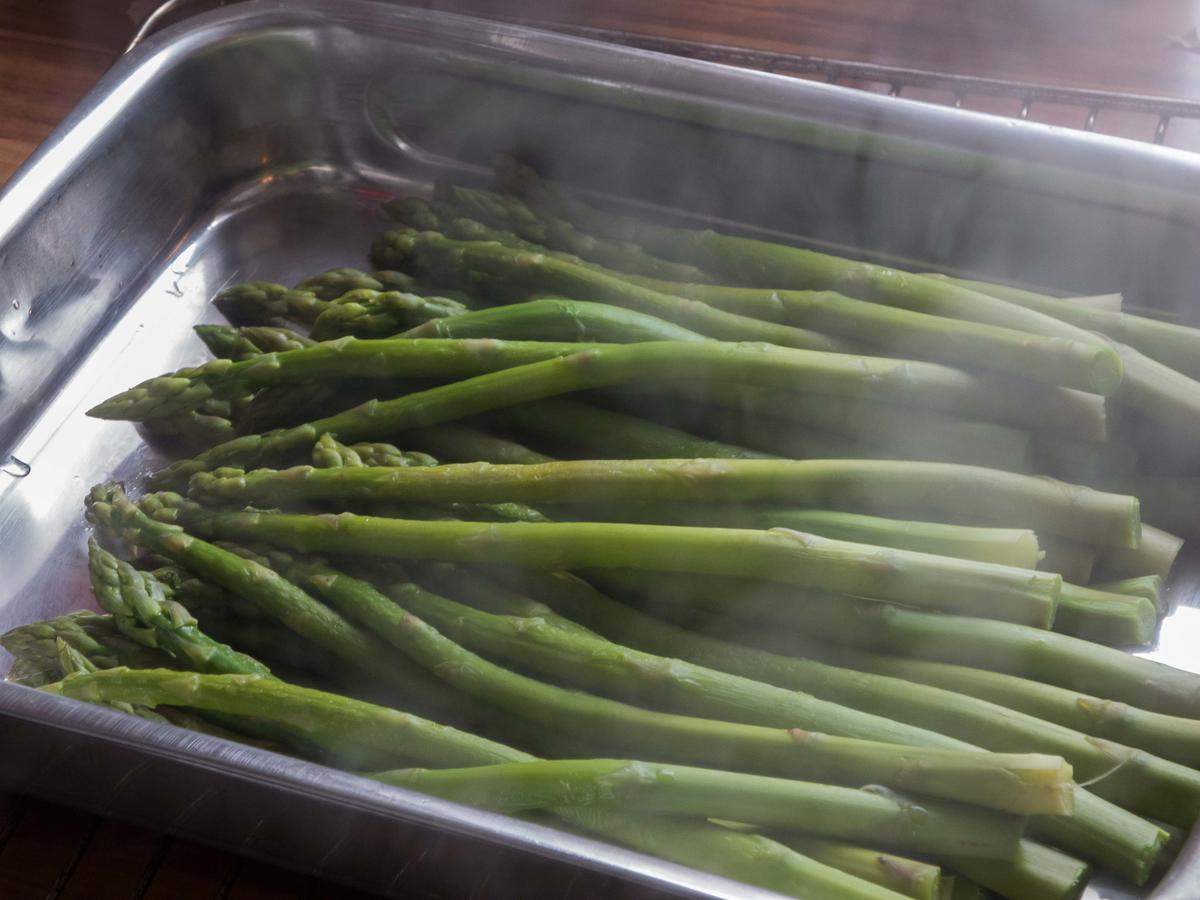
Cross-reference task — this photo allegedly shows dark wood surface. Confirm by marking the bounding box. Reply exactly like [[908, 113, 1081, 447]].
[[3, 0, 1200, 897]]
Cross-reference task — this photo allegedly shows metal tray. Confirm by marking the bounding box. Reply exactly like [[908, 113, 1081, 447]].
[[2, 2, 1199, 896]]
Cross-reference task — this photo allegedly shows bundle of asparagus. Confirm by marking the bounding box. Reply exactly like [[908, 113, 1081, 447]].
[[13, 160, 1200, 900]]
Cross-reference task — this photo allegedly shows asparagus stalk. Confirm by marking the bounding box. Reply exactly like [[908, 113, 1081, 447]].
[[101, 339, 1113, 489], [372, 230, 856, 352], [401, 297, 709, 343], [1093, 575, 1165, 613], [949, 840, 1088, 900], [87, 540, 269, 675], [1091, 524, 1183, 582], [92, 335, 1023, 424], [394, 566, 996, 749], [1052, 584, 1157, 647], [578, 571, 1188, 824], [1036, 537, 1096, 585], [628, 572, 1200, 721], [941, 274, 1200, 381], [438, 185, 1120, 394], [195, 324, 316, 361], [233, 378, 418, 438], [139, 410, 235, 450], [43, 667, 907, 899], [636, 384, 1043, 465], [294, 267, 417, 300], [512, 174, 1200, 444], [311, 433, 436, 469], [828, 652, 1200, 770], [214, 282, 328, 326], [170, 500, 1062, 627], [309, 435, 545, 523], [247, 549, 1073, 814], [778, 838, 941, 900], [484, 397, 769, 460], [53, 637, 173, 722], [481, 568, 1169, 882], [435, 184, 715, 283], [84, 484, 464, 715], [1, 611, 176, 687], [1101, 475, 1200, 541], [621, 274, 1114, 395], [624, 279, 1120, 393], [583, 505, 1040, 570], [308, 289, 469, 341], [186, 457, 1139, 549], [398, 424, 554, 464], [375, 760, 1021, 858]]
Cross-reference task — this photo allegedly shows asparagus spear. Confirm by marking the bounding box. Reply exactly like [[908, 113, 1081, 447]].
[[577, 571, 1188, 821], [435, 184, 715, 283], [618, 273, 1120, 394], [214, 282, 328, 326], [949, 840, 1088, 900], [777, 838, 941, 900], [294, 267, 417, 300], [627, 572, 1200, 721], [375, 760, 1021, 858], [536, 191, 1200, 446], [186, 457, 1140, 549], [940, 274, 1200, 381], [373, 230, 854, 352], [308, 289, 468, 341], [137, 341, 1101, 488], [43, 666, 908, 899], [311, 433, 436, 469], [139, 410, 235, 450], [395, 566, 997, 749], [1101, 475, 1200, 541], [623, 384, 1042, 466], [169, 500, 1062, 627], [1052, 584, 1157, 647], [195, 324, 316, 361], [248, 549, 1073, 814], [95, 335, 1000, 425], [85, 483, 465, 716], [1036, 537, 1096, 585], [401, 297, 709, 344], [379, 228, 1120, 395], [87, 539, 268, 675], [826, 652, 1200, 770], [309, 435, 545, 523], [439, 183, 1119, 395], [579, 505, 1041, 569], [483, 397, 770, 460], [397, 424, 554, 464], [1092, 575, 1165, 613], [1091, 524, 1183, 582], [479, 568, 1168, 883], [1, 611, 176, 687]]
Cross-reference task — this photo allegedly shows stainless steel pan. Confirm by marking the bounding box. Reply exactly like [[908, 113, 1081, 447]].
[[1, 3, 1198, 896]]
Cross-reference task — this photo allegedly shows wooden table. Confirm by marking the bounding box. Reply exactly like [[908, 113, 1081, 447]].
[[3, 0, 1200, 897]]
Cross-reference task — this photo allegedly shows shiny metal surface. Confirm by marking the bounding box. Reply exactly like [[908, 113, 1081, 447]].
[[0, 2, 1199, 897]]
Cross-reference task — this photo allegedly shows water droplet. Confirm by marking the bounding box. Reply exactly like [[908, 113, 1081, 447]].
[[2, 456, 31, 478]]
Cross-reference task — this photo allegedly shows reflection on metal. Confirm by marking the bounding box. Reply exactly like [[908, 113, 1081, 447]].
[[518, 23, 1200, 148]]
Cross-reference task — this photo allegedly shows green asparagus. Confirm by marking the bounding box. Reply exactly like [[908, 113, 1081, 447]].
[[185, 457, 1139, 549], [169, 499, 1063, 626]]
